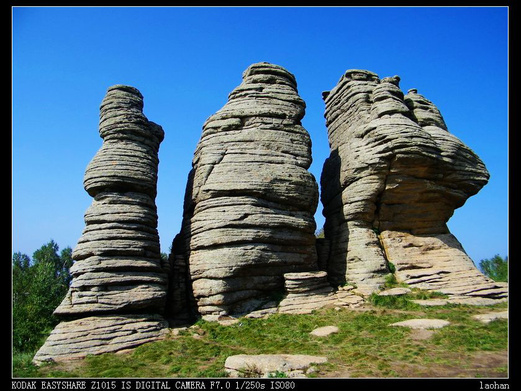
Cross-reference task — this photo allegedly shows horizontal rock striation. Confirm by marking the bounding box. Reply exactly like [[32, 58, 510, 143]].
[[278, 271, 363, 314], [34, 85, 168, 364], [170, 62, 319, 318], [381, 231, 507, 299], [278, 271, 336, 314], [33, 315, 169, 363], [284, 271, 332, 295], [320, 70, 506, 300]]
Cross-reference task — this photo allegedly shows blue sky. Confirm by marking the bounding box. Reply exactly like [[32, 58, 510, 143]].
[[12, 6, 508, 265]]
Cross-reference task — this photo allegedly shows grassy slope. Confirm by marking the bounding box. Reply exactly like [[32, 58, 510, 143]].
[[14, 299, 508, 378]]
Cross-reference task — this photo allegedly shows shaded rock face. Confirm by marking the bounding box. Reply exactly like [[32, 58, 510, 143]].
[[320, 70, 505, 299], [170, 62, 319, 318], [34, 85, 168, 364]]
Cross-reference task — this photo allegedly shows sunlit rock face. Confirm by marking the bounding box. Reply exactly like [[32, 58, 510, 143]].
[[169, 62, 319, 319], [320, 69, 506, 300], [34, 85, 168, 364]]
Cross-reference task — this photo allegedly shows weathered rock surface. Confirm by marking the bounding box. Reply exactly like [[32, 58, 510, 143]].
[[284, 271, 332, 295], [390, 319, 451, 329], [278, 271, 364, 314], [320, 69, 507, 300], [310, 325, 339, 337], [169, 62, 319, 318], [381, 232, 507, 299], [33, 315, 169, 364], [412, 296, 507, 307], [224, 354, 327, 378], [34, 85, 167, 364], [473, 311, 508, 324], [377, 287, 412, 296], [278, 271, 336, 314]]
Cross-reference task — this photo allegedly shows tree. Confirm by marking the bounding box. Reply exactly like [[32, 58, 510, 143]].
[[479, 254, 508, 282], [12, 240, 73, 353], [32, 240, 73, 287]]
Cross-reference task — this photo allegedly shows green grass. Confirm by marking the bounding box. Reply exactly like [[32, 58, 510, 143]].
[[432, 317, 508, 352], [13, 300, 508, 378], [368, 288, 448, 310], [12, 352, 42, 378]]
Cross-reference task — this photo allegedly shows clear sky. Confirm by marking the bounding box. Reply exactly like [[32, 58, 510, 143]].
[[12, 6, 508, 266]]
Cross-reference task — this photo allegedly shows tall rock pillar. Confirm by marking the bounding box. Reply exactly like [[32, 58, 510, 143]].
[[320, 70, 507, 300], [169, 62, 319, 319], [34, 85, 168, 364]]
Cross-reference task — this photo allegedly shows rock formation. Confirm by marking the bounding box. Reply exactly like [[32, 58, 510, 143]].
[[34, 85, 168, 363], [320, 70, 507, 300], [169, 62, 319, 319], [32, 68, 507, 364]]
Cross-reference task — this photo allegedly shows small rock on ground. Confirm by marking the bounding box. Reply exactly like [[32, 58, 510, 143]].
[[377, 287, 412, 296], [410, 299, 450, 307], [310, 326, 339, 337], [390, 319, 450, 329], [224, 354, 327, 378], [412, 297, 508, 307], [473, 311, 508, 324]]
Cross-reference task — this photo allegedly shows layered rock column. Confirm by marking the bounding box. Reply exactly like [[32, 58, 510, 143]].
[[320, 70, 506, 299], [34, 85, 168, 363], [170, 62, 319, 319]]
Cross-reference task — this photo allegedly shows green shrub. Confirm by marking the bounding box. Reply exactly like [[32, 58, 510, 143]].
[[479, 255, 508, 282], [12, 240, 72, 353]]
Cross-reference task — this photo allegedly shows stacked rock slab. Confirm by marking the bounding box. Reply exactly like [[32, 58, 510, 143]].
[[34, 85, 168, 364], [320, 70, 507, 299], [278, 271, 364, 314], [170, 62, 319, 319], [278, 271, 335, 314]]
